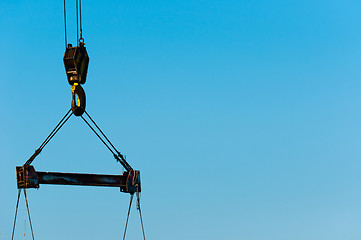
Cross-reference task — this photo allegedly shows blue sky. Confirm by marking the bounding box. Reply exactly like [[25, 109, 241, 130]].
[[2, 0, 361, 239]]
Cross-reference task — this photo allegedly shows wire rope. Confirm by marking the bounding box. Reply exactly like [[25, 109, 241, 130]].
[[76, 0, 79, 44], [38, 109, 72, 149], [63, 0, 67, 47], [84, 111, 131, 170], [79, 0, 82, 37], [40, 110, 73, 149], [25, 109, 73, 166], [11, 189, 21, 240], [24, 189, 35, 240], [80, 115, 117, 156], [24, 202, 26, 236], [136, 189, 146, 240], [122, 194, 134, 240], [81, 112, 132, 171]]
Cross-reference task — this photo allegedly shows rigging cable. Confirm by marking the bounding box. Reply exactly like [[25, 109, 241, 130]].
[[122, 190, 146, 240], [25, 109, 73, 166], [11, 190, 35, 240], [11, 190, 21, 240], [24, 201, 26, 236], [24, 189, 35, 240], [76, 0, 79, 43], [79, 0, 83, 40], [84, 110, 132, 170], [136, 190, 146, 240], [63, 0, 67, 47], [122, 194, 134, 240], [81, 111, 132, 171]]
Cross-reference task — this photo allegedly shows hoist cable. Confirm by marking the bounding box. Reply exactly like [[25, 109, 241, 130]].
[[24, 189, 35, 240], [25, 109, 73, 166], [84, 110, 132, 170], [11, 189, 21, 240], [79, 0, 82, 37], [122, 194, 134, 240], [63, 0, 67, 47], [76, 0, 79, 44], [136, 190, 146, 240]]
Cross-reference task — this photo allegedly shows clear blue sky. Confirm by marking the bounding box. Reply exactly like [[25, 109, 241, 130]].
[[1, 0, 361, 239]]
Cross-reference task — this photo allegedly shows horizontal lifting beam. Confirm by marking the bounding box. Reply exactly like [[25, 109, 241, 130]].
[[16, 165, 141, 194]]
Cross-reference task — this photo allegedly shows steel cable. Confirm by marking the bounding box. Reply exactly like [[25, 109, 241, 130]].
[[136, 190, 146, 240], [79, 0, 82, 35], [40, 111, 73, 149], [63, 0, 67, 47], [76, 0, 79, 43], [24, 190, 35, 240], [11, 189, 21, 240], [81, 111, 132, 171], [84, 111, 132, 170], [80, 115, 117, 156], [25, 109, 73, 166], [122, 194, 134, 240]]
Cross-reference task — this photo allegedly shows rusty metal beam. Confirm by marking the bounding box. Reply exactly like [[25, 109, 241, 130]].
[[16, 165, 140, 194], [37, 171, 127, 187]]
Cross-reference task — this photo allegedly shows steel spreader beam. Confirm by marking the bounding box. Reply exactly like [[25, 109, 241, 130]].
[[16, 165, 140, 194]]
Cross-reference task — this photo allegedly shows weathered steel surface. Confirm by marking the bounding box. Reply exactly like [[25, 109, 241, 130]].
[[63, 44, 89, 85], [16, 165, 141, 193], [16, 165, 39, 189], [37, 171, 127, 187]]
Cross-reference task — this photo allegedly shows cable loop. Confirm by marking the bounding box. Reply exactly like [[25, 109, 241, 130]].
[[79, 37, 84, 45]]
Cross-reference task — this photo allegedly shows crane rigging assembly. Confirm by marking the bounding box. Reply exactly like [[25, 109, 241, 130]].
[[11, 1, 145, 240]]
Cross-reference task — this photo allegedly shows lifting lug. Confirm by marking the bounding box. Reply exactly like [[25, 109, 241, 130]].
[[125, 169, 141, 194]]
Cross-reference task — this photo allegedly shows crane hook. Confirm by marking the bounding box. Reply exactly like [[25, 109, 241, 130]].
[[71, 83, 86, 116]]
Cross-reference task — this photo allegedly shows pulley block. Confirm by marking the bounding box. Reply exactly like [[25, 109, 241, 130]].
[[63, 43, 90, 85]]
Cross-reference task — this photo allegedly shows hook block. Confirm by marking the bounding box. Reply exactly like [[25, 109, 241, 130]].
[[63, 44, 90, 85]]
